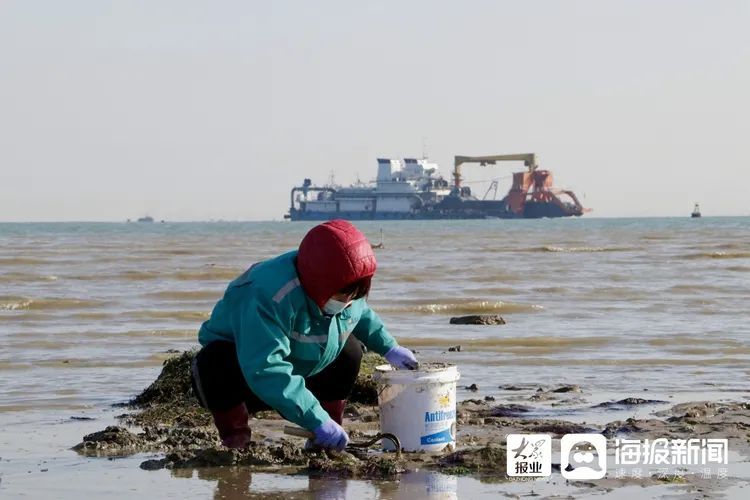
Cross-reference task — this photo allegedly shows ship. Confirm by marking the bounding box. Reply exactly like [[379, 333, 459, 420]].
[[285, 153, 586, 220]]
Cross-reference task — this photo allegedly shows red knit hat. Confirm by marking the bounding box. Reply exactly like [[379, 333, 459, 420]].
[[296, 220, 377, 308]]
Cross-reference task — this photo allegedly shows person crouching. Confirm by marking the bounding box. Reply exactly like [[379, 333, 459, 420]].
[[190, 220, 418, 451]]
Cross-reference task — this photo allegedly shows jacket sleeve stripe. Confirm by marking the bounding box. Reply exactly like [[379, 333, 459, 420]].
[[288, 331, 328, 343], [272, 278, 301, 303]]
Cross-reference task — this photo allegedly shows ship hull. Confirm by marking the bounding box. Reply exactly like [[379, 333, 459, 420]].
[[287, 201, 578, 221]]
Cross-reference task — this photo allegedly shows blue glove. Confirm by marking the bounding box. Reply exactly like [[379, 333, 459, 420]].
[[384, 345, 419, 370], [313, 419, 349, 451]]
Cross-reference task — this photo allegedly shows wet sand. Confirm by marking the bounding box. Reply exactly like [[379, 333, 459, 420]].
[[54, 352, 750, 498]]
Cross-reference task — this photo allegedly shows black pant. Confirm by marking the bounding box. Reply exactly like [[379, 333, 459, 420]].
[[191, 334, 363, 413]]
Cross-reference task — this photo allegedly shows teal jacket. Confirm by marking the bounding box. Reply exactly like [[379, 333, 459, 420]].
[[198, 250, 398, 430]]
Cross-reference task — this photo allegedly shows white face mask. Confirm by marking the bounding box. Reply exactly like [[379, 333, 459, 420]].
[[322, 298, 351, 315]]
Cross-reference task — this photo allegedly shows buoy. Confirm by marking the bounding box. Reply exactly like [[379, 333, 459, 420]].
[[374, 363, 460, 452], [691, 203, 701, 218]]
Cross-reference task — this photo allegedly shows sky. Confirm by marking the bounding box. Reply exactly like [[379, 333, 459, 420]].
[[1, 0, 748, 221]]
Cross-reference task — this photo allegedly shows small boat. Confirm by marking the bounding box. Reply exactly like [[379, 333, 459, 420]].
[[137, 216, 154, 223], [691, 203, 701, 218]]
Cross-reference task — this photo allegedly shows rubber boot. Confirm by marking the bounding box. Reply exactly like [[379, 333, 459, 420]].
[[320, 400, 346, 425], [211, 403, 252, 449]]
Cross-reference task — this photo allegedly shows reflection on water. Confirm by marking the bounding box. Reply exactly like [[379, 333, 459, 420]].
[[165, 466, 722, 500], [167, 468, 460, 500]]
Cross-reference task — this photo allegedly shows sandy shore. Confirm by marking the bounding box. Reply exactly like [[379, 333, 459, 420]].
[[59, 351, 750, 498]]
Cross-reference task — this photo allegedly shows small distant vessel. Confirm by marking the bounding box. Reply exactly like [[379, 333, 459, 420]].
[[137, 216, 154, 223], [691, 203, 701, 218]]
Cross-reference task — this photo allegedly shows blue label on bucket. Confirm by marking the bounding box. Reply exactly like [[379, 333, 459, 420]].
[[420, 429, 453, 445]]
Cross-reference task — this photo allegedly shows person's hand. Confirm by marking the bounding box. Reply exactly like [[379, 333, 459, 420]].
[[312, 419, 349, 451], [384, 345, 419, 370]]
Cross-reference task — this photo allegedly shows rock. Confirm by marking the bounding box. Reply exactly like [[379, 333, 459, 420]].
[[131, 350, 197, 407], [593, 398, 667, 409], [73, 426, 145, 456], [460, 399, 487, 406], [489, 404, 533, 418], [141, 425, 218, 449], [659, 402, 718, 419], [140, 442, 312, 470], [308, 452, 404, 479], [617, 397, 662, 405], [140, 458, 169, 470], [448, 345, 462, 352], [449, 315, 506, 325], [466, 383, 479, 392], [552, 385, 581, 393], [529, 392, 556, 402], [601, 417, 671, 438], [526, 422, 595, 436], [484, 396, 496, 402], [349, 352, 387, 405], [124, 401, 211, 428], [437, 446, 507, 474], [551, 397, 588, 407]]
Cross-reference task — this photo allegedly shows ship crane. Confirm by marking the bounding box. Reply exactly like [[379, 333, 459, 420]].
[[452, 153, 586, 217], [453, 153, 537, 188], [482, 180, 499, 200]]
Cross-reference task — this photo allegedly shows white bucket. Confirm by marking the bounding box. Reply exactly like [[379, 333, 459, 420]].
[[374, 363, 461, 452]]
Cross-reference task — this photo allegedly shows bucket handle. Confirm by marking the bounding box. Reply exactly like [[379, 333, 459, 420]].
[[283, 425, 402, 455]]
